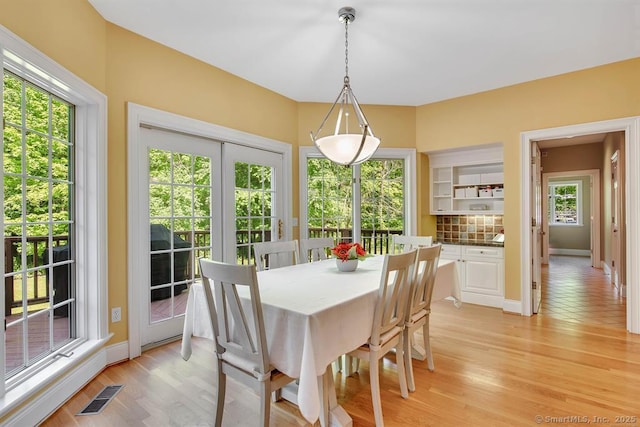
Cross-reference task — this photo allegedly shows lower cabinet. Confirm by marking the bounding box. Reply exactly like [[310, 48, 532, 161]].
[[440, 244, 504, 308]]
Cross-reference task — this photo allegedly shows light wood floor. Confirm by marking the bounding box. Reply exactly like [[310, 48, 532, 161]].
[[42, 297, 640, 426], [540, 255, 626, 328]]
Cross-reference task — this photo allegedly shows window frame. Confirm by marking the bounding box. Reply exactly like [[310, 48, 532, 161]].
[[299, 146, 417, 243], [548, 180, 583, 226], [1, 24, 108, 424]]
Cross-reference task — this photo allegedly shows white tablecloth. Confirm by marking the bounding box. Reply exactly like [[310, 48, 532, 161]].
[[181, 256, 459, 424]]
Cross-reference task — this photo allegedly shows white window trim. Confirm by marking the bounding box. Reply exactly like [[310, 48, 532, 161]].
[[548, 180, 583, 226], [299, 146, 417, 241], [0, 24, 108, 426]]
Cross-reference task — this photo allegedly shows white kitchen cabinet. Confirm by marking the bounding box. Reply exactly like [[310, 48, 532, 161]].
[[428, 144, 504, 214], [439, 244, 504, 308]]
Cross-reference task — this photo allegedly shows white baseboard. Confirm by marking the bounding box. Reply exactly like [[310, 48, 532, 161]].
[[460, 292, 503, 308], [6, 348, 106, 427], [548, 248, 591, 256], [603, 262, 612, 277], [2, 340, 128, 426], [106, 341, 130, 365], [502, 299, 522, 314]]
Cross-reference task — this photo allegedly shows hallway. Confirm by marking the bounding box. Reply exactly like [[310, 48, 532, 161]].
[[540, 255, 626, 328]]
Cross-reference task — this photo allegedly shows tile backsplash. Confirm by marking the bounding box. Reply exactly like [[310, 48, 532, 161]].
[[436, 215, 504, 244]]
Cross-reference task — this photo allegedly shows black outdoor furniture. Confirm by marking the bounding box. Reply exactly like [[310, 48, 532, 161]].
[[150, 224, 190, 301]]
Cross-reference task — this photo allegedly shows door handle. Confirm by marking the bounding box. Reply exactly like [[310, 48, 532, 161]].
[[278, 219, 283, 239]]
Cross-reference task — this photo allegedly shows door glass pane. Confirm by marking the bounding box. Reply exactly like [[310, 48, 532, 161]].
[[306, 158, 353, 242], [148, 149, 211, 323], [360, 159, 405, 254], [234, 161, 275, 264], [305, 157, 406, 255]]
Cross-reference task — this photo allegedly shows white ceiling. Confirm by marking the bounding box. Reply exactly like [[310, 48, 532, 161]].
[[88, 0, 640, 106]]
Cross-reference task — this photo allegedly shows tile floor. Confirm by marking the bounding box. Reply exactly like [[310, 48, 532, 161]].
[[540, 255, 626, 328]]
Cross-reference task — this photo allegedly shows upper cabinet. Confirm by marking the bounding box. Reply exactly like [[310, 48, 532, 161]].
[[428, 144, 504, 215]]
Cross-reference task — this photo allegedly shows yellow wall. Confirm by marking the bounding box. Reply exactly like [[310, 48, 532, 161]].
[[3, 0, 640, 343], [104, 24, 299, 339], [416, 58, 640, 300], [1, 0, 298, 344], [0, 0, 107, 92]]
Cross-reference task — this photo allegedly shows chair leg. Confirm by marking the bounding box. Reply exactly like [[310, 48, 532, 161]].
[[214, 361, 226, 427], [333, 354, 343, 373], [423, 316, 434, 372], [396, 335, 409, 399], [403, 329, 416, 392], [260, 381, 271, 427], [344, 355, 360, 376], [369, 354, 384, 427]]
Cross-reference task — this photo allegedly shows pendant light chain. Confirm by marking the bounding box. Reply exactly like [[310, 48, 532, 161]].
[[344, 18, 350, 82], [309, 7, 381, 166]]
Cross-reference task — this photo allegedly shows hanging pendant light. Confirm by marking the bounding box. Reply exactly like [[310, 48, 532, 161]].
[[310, 7, 380, 166]]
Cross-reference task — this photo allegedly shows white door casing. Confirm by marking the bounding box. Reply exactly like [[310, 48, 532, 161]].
[[531, 143, 542, 314], [542, 170, 601, 267], [520, 117, 640, 334], [127, 103, 292, 358], [611, 150, 622, 291]]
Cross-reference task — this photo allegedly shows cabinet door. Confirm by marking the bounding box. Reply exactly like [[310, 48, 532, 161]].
[[439, 244, 461, 260], [462, 258, 503, 296]]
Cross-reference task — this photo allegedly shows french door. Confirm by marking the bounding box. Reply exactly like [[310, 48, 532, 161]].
[[222, 143, 285, 265], [137, 128, 222, 346], [135, 127, 285, 347]]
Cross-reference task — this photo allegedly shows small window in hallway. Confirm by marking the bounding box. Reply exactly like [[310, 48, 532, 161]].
[[548, 181, 581, 225]]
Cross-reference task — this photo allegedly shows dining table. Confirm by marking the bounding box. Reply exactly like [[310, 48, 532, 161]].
[[181, 255, 460, 426]]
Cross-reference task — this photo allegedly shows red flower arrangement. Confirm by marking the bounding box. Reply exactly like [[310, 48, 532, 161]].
[[331, 242, 370, 262]]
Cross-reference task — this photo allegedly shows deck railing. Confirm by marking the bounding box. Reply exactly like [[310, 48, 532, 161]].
[[4, 228, 403, 313], [308, 228, 403, 255], [4, 235, 68, 314]]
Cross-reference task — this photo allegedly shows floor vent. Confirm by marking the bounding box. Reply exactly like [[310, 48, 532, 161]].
[[77, 385, 124, 416]]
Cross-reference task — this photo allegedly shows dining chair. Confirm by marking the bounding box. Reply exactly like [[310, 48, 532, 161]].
[[198, 258, 295, 427], [403, 244, 441, 392], [391, 235, 433, 253], [346, 249, 417, 427], [253, 240, 300, 271], [299, 237, 334, 263]]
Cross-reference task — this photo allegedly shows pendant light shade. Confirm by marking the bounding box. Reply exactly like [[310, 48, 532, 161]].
[[310, 7, 380, 166]]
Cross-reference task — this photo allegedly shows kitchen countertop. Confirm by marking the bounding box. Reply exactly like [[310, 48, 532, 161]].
[[434, 240, 505, 248]]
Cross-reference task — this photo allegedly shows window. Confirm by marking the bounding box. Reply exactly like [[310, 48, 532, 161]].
[[306, 157, 353, 241], [3, 71, 76, 377], [300, 147, 416, 255], [1, 25, 107, 422], [548, 181, 582, 225]]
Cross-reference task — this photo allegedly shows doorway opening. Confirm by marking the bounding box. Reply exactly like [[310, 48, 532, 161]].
[[520, 117, 640, 334]]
